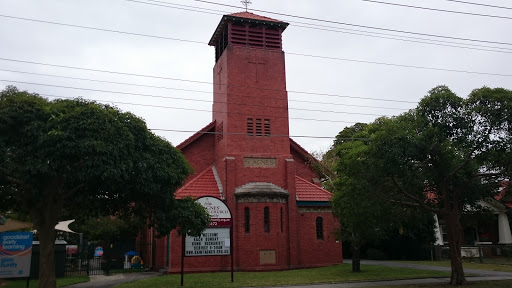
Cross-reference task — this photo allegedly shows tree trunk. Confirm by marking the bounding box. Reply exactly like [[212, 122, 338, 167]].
[[445, 212, 467, 285], [33, 180, 63, 288], [38, 219, 57, 288], [352, 246, 361, 272]]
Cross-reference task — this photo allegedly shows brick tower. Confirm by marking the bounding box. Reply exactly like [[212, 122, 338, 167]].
[[152, 11, 342, 273]]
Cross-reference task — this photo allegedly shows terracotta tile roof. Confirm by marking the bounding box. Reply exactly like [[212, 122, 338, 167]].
[[295, 176, 332, 202], [175, 166, 223, 199], [228, 12, 284, 23]]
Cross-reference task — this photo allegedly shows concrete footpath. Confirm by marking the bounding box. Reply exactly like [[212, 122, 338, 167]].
[[66, 260, 512, 288]]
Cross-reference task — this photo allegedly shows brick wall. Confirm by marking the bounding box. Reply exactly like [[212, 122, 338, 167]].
[[297, 210, 343, 266]]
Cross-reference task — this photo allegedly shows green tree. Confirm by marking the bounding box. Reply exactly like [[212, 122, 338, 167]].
[[366, 86, 512, 285], [0, 86, 209, 288], [331, 123, 435, 272]]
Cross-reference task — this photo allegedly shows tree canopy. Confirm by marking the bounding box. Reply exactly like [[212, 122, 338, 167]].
[[0, 86, 209, 288], [331, 122, 435, 272], [331, 85, 512, 285]]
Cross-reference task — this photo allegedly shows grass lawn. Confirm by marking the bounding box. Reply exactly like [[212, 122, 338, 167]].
[[115, 264, 449, 288], [2, 276, 89, 288], [400, 260, 512, 273], [377, 280, 512, 288]]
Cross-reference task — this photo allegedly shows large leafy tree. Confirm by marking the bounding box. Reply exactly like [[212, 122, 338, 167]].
[[364, 86, 512, 285], [331, 123, 435, 272], [0, 86, 209, 288]]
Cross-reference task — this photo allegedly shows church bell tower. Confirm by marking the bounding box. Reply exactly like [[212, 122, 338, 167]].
[[209, 12, 290, 159]]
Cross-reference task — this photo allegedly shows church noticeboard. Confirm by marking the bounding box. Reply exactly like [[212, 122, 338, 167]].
[[185, 228, 230, 256], [0, 232, 33, 278], [185, 197, 232, 257]]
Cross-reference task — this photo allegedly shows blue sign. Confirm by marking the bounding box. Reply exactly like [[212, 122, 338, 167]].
[[0, 232, 33, 278], [94, 246, 103, 257]]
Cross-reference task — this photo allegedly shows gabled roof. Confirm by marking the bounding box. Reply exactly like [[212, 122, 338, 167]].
[[295, 176, 332, 202], [290, 138, 334, 179], [175, 166, 223, 199], [177, 121, 216, 150]]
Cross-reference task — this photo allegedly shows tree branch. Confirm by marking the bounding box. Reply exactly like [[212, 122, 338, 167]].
[[63, 183, 86, 199], [3, 175, 25, 186], [473, 172, 502, 178], [74, 157, 89, 167], [389, 199, 440, 214], [446, 151, 474, 180], [390, 176, 441, 214]]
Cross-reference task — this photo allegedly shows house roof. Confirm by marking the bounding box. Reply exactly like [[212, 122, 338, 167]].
[[175, 166, 223, 199], [209, 12, 289, 46], [177, 121, 216, 150], [295, 176, 332, 202]]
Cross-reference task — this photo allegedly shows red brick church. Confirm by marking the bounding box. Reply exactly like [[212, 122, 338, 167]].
[[140, 11, 342, 272]]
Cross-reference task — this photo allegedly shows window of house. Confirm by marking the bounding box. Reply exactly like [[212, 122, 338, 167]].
[[264, 207, 270, 232], [316, 217, 324, 240], [440, 225, 448, 244], [244, 207, 250, 233]]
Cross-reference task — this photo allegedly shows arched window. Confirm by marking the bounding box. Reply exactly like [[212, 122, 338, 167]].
[[244, 207, 250, 233], [316, 217, 324, 240], [264, 207, 270, 232], [280, 207, 284, 233]]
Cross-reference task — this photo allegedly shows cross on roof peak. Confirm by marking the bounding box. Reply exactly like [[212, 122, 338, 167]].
[[241, 0, 252, 12]]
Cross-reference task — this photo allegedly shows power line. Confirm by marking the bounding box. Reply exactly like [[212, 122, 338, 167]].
[[361, 0, 512, 20], [192, 0, 512, 46], [0, 68, 411, 110], [3, 10, 511, 55], [129, 0, 512, 52], [35, 92, 364, 124], [0, 58, 420, 104], [1, 79, 392, 117], [293, 23, 512, 54], [287, 52, 512, 77], [441, 0, 512, 10], [0, 14, 205, 45]]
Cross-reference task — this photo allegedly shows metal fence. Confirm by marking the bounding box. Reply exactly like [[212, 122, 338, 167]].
[[425, 244, 512, 264], [31, 241, 152, 278]]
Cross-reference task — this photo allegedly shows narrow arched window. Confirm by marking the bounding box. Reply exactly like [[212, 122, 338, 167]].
[[264, 207, 270, 232], [244, 207, 250, 233], [280, 207, 284, 233], [316, 217, 324, 240]]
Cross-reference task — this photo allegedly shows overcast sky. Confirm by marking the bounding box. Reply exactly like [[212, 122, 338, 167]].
[[1, 0, 511, 153]]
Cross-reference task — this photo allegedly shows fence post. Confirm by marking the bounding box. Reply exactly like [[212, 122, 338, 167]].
[[478, 245, 483, 264]]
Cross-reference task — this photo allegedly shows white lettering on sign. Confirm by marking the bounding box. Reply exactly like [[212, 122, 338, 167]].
[[185, 228, 230, 257]]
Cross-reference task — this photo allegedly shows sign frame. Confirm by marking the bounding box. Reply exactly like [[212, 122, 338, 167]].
[[180, 196, 234, 285]]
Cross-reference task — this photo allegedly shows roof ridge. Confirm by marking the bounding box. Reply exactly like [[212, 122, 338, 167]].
[[177, 121, 216, 150]]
